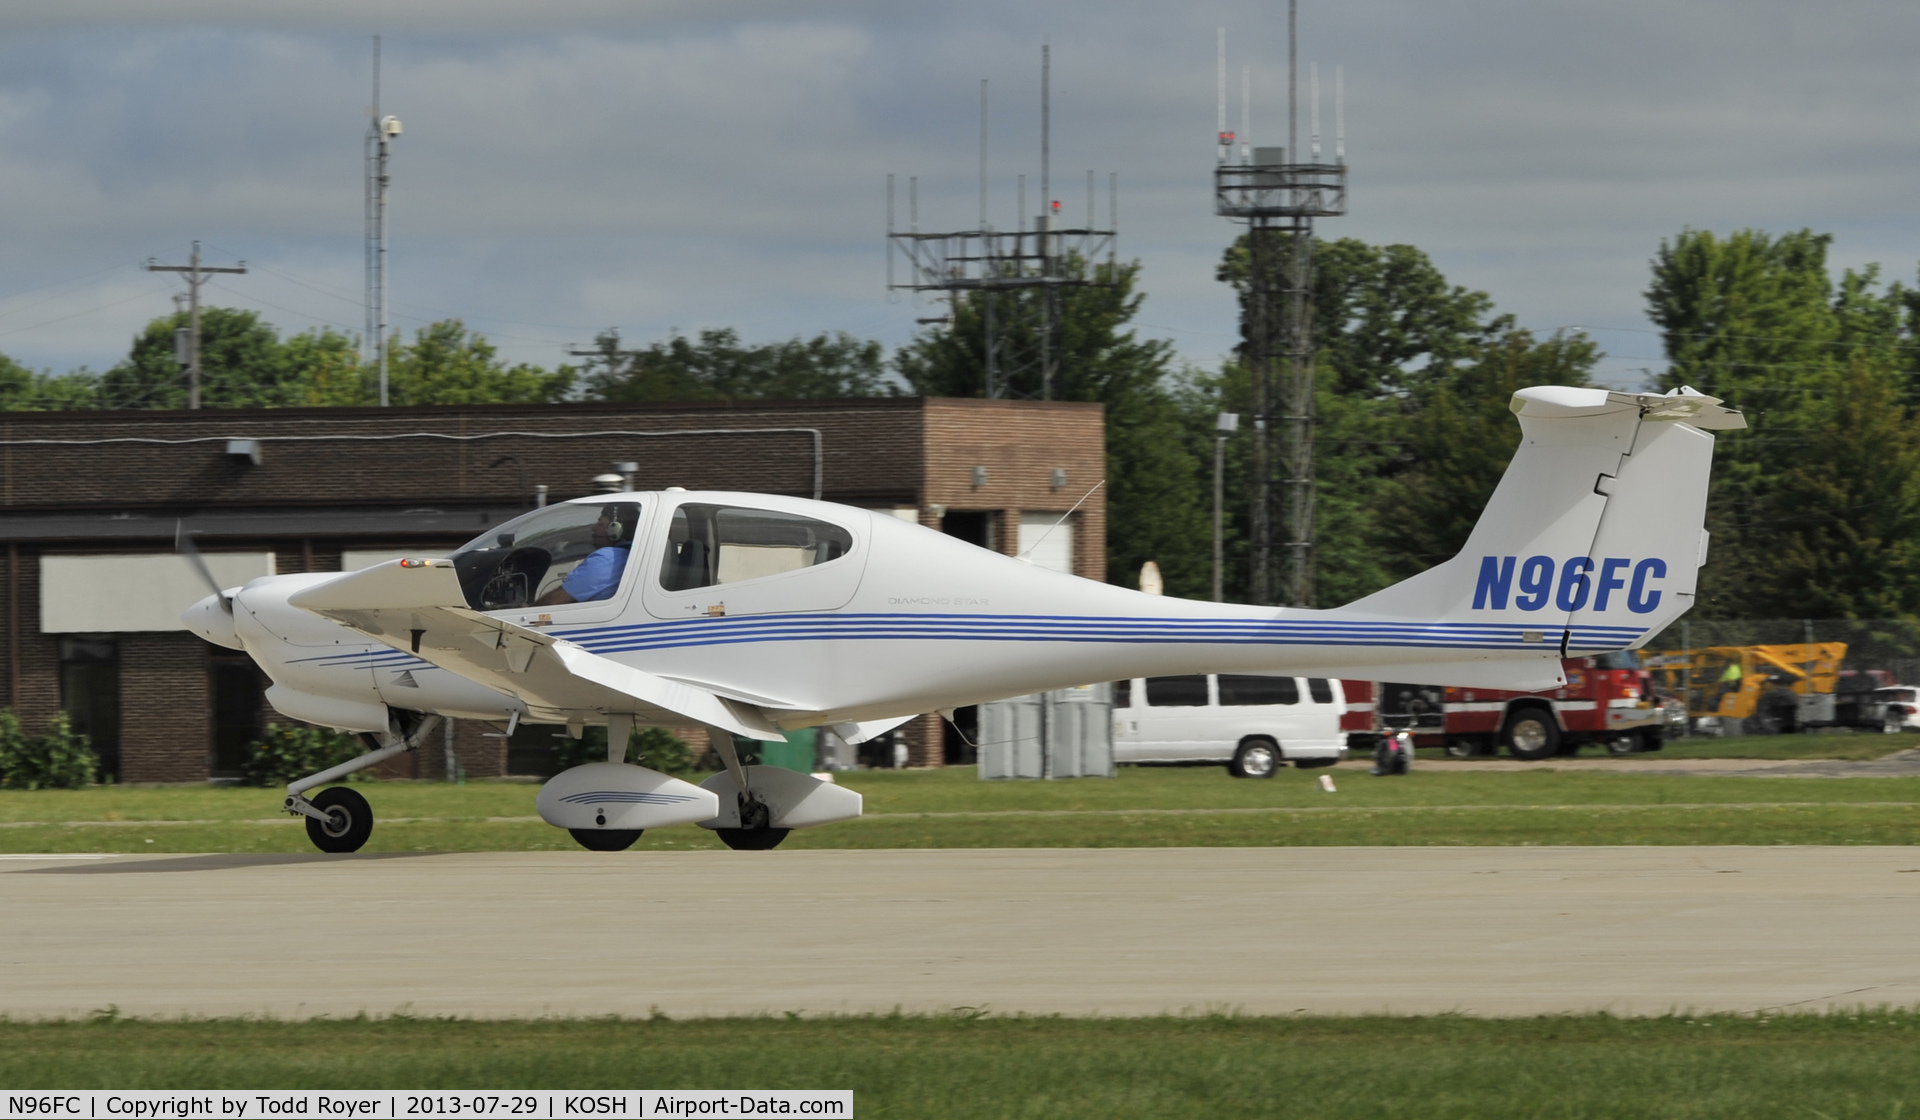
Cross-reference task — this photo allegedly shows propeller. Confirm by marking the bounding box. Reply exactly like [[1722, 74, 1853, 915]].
[[175, 520, 233, 613]]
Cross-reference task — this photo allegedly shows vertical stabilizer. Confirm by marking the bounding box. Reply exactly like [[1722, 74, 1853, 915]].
[[1343, 387, 1742, 656]]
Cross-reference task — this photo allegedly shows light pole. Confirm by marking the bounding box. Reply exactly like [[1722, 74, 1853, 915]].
[[1213, 411, 1240, 601]]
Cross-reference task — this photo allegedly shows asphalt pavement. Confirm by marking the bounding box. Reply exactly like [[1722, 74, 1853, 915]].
[[3, 846, 1916, 1019]]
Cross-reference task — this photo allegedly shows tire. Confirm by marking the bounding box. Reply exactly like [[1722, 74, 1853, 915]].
[[1229, 738, 1281, 779], [715, 827, 791, 851], [1503, 710, 1561, 761], [304, 787, 373, 854], [1443, 739, 1483, 759], [1605, 736, 1638, 756], [1884, 713, 1904, 735], [569, 828, 643, 852]]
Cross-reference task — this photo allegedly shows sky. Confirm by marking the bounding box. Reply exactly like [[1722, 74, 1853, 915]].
[[0, 0, 1915, 391]]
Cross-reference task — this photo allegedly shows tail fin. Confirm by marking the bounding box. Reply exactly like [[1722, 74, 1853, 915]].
[[1345, 386, 1742, 656]]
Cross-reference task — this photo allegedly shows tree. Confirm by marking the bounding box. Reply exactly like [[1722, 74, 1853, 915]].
[[1762, 356, 1920, 618], [98, 308, 296, 409], [0, 351, 99, 411], [284, 328, 371, 407], [1378, 328, 1598, 579], [386, 320, 574, 406], [1207, 235, 1593, 606], [895, 259, 1212, 594], [1642, 228, 1920, 617], [581, 328, 894, 402]]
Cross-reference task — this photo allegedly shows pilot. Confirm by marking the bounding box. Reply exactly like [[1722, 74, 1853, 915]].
[[536, 504, 637, 605]]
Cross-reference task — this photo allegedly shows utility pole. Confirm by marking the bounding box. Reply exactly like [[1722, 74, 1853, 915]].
[[567, 329, 646, 388], [146, 242, 247, 410], [366, 36, 403, 407]]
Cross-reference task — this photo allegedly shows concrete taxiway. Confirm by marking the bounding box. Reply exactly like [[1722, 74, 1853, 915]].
[[3, 847, 1917, 1019]]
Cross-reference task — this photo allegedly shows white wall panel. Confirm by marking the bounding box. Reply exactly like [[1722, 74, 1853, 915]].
[[1018, 512, 1074, 575], [41, 553, 275, 633]]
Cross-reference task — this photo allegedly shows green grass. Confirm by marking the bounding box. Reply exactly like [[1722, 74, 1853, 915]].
[[4, 1011, 1920, 1117], [1, 766, 1916, 851], [1640, 733, 1917, 760]]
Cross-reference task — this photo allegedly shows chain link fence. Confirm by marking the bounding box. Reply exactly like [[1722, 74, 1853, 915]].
[[1641, 619, 1920, 735]]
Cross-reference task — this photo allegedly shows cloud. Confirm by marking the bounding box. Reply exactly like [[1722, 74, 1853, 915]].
[[0, 0, 1915, 387]]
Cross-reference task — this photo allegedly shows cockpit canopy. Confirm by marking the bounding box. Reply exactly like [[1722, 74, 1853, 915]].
[[450, 500, 644, 610]]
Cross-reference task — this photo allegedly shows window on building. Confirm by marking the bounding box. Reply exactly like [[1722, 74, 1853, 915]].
[[58, 637, 120, 780], [940, 510, 995, 551], [209, 655, 268, 777], [1144, 675, 1209, 707], [660, 504, 853, 592], [1218, 674, 1300, 706]]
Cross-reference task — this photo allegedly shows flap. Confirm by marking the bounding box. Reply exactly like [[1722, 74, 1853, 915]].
[[825, 714, 920, 745]]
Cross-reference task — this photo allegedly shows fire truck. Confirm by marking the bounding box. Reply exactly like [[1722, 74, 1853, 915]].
[[1339, 651, 1667, 761]]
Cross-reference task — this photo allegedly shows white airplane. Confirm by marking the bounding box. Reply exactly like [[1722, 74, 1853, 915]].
[[181, 385, 1741, 854]]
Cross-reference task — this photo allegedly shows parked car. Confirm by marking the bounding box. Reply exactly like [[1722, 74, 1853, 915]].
[[1111, 674, 1346, 778], [1870, 687, 1920, 732]]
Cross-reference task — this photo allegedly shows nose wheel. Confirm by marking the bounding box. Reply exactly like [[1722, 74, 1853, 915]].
[[302, 787, 374, 854]]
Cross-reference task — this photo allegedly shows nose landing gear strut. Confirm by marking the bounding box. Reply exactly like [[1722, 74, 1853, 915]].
[[285, 714, 443, 853]]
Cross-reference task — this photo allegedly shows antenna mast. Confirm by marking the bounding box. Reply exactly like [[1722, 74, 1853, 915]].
[[887, 45, 1117, 403], [365, 36, 402, 406], [1212, 13, 1347, 607]]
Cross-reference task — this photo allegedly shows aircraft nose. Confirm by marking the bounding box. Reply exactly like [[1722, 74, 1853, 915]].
[[182, 593, 244, 650]]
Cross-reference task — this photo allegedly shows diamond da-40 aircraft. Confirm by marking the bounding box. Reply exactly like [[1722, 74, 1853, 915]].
[[180, 385, 1741, 854]]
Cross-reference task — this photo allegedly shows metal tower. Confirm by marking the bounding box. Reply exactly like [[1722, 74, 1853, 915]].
[[365, 37, 402, 407], [887, 46, 1118, 400], [1215, 9, 1346, 606]]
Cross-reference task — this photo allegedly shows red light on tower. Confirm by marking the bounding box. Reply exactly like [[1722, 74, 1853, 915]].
[[1219, 131, 1236, 145]]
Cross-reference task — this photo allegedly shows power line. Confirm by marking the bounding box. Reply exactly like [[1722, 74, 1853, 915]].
[[0, 282, 174, 343], [0, 263, 140, 322]]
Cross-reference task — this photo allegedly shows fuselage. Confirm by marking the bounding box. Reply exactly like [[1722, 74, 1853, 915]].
[[187, 490, 1625, 732]]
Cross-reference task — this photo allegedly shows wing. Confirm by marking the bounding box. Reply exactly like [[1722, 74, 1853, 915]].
[[286, 560, 785, 741]]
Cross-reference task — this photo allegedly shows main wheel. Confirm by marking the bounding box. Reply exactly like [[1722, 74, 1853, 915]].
[[715, 827, 791, 851], [1503, 711, 1561, 761], [304, 787, 373, 853], [1229, 738, 1281, 779], [569, 828, 643, 851]]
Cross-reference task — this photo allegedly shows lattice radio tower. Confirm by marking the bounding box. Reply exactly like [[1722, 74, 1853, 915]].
[[1215, 7, 1347, 607], [888, 46, 1118, 400]]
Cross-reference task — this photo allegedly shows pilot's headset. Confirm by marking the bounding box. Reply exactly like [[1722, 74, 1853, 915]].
[[602, 502, 642, 547]]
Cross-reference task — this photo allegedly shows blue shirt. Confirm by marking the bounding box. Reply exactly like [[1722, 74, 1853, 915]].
[[560, 546, 630, 602]]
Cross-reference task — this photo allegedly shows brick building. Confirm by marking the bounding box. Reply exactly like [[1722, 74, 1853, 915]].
[[0, 397, 1105, 782]]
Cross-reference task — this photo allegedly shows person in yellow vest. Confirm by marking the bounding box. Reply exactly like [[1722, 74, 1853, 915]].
[[1716, 659, 1744, 713]]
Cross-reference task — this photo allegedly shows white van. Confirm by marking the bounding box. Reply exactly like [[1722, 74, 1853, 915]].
[[1111, 674, 1347, 778]]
